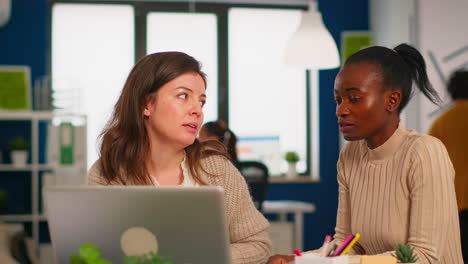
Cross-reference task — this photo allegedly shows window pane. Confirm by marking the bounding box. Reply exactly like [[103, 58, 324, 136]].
[[147, 13, 218, 123], [229, 8, 305, 175], [52, 3, 134, 168]]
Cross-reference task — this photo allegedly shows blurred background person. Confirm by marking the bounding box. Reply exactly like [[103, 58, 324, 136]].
[[199, 120, 240, 168], [429, 70, 468, 261]]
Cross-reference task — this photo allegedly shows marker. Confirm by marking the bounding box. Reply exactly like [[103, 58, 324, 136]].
[[293, 249, 302, 256], [332, 234, 355, 257], [340, 233, 361, 256]]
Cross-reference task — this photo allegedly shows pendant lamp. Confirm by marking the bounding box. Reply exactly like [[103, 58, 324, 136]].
[[0, 0, 10, 27], [284, 0, 340, 69]]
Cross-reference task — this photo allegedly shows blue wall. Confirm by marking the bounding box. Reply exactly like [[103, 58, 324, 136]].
[[0, 0, 368, 250], [0, 0, 48, 86], [266, 0, 369, 251], [0, 0, 49, 219]]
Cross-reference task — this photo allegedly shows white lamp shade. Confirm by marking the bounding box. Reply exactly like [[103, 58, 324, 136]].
[[284, 9, 340, 69], [0, 0, 11, 27]]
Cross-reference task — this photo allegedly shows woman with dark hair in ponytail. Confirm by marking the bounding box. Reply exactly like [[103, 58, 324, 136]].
[[87, 51, 271, 264], [268, 44, 462, 264], [199, 120, 240, 168]]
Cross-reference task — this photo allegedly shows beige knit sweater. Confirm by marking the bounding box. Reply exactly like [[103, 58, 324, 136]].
[[334, 125, 463, 263], [87, 155, 272, 264]]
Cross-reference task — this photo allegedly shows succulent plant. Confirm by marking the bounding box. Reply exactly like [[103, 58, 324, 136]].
[[8, 136, 29, 151], [284, 151, 300, 163], [395, 244, 418, 263]]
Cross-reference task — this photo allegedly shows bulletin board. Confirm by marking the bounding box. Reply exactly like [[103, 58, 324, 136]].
[[0, 66, 31, 111]]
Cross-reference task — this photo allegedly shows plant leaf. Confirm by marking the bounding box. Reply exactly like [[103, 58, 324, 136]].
[[124, 255, 145, 264], [96, 259, 113, 264], [70, 254, 86, 264], [79, 243, 102, 260]]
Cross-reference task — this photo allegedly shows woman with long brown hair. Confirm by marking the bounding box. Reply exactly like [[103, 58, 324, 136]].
[[87, 51, 271, 264]]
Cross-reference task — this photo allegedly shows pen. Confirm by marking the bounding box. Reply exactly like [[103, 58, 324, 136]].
[[293, 249, 302, 256], [340, 233, 361, 256], [320, 235, 332, 257], [332, 234, 355, 257]]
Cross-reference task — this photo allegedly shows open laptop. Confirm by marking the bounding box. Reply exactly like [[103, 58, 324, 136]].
[[44, 186, 232, 264]]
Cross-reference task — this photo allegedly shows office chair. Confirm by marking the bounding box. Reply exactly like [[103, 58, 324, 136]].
[[460, 209, 468, 262], [237, 161, 269, 212]]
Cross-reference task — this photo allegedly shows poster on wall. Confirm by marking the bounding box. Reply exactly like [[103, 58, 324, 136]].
[[420, 0, 468, 132], [0, 66, 31, 111], [341, 31, 372, 65], [425, 45, 467, 119]]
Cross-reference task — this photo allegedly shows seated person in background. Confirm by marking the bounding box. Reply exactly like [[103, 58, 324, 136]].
[[429, 70, 468, 261], [268, 43, 463, 264], [87, 51, 271, 264], [199, 120, 240, 168]]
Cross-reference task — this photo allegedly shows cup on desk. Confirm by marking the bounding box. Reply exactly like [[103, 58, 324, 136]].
[[295, 254, 348, 264]]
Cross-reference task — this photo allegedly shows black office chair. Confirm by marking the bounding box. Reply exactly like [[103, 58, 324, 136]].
[[460, 209, 468, 262], [237, 161, 269, 212]]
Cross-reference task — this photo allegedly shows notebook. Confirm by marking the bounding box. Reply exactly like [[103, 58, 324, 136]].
[[44, 186, 232, 264]]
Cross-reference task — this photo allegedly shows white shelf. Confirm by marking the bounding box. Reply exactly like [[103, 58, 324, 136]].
[[0, 110, 86, 120], [0, 111, 54, 120], [38, 214, 48, 221], [0, 164, 55, 171], [269, 175, 320, 183], [0, 214, 48, 222], [0, 111, 87, 255], [0, 214, 34, 221]]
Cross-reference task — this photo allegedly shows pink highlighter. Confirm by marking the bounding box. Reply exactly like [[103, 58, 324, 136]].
[[331, 234, 355, 257], [320, 235, 332, 257]]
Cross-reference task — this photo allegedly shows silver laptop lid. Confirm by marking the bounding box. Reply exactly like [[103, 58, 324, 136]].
[[44, 186, 231, 264]]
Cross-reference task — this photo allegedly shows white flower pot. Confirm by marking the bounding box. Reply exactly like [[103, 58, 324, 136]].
[[11, 150, 28, 167], [286, 162, 298, 178]]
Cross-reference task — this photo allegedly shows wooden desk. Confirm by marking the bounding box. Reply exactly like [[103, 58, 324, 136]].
[[263, 200, 315, 251]]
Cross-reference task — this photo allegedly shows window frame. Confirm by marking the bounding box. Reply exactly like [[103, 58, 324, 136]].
[[49, 0, 316, 176]]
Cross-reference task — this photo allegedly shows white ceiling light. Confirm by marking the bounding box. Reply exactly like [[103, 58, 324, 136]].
[[284, 0, 340, 69]]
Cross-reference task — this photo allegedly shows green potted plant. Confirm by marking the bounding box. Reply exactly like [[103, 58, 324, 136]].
[[8, 136, 29, 167], [395, 244, 418, 264], [70, 243, 176, 264], [284, 151, 300, 179]]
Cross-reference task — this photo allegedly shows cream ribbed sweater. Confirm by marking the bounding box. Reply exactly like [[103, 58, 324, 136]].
[[87, 155, 271, 264], [333, 125, 463, 263]]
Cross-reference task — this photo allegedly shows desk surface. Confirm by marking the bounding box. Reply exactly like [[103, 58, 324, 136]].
[[263, 200, 315, 252], [263, 200, 316, 214], [269, 176, 320, 183]]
